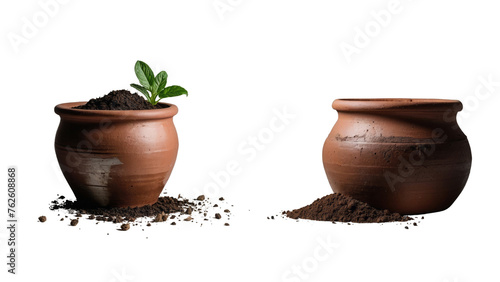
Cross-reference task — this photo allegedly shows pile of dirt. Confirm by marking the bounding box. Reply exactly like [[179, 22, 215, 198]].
[[46, 195, 231, 230], [73, 90, 164, 110], [285, 193, 413, 223]]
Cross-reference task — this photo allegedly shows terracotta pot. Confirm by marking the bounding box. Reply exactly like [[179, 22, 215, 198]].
[[54, 102, 179, 208], [323, 99, 472, 214]]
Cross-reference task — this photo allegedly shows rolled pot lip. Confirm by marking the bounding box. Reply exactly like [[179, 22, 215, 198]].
[[332, 98, 463, 112], [54, 102, 178, 120]]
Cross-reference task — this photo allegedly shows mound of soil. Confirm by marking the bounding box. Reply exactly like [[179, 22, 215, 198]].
[[46, 195, 232, 230], [51, 196, 190, 219], [286, 193, 412, 223], [73, 90, 165, 110]]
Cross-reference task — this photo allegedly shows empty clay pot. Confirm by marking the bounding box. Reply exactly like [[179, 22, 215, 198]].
[[323, 99, 472, 214], [54, 102, 179, 208]]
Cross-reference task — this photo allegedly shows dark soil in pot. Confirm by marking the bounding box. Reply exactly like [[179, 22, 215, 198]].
[[73, 90, 165, 110]]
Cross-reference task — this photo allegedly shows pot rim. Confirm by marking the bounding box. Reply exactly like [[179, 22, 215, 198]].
[[54, 102, 178, 120], [332, 98, 462, 112]]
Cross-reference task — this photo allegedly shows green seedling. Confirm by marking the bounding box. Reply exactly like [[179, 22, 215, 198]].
[[130, 60, 188, 105]]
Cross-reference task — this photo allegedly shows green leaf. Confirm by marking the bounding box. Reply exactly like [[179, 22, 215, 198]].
[[155, 71, 168, 92], [134, 61, 155, 89], [130, 83, 151, 101], [158, 85, 188, 99]]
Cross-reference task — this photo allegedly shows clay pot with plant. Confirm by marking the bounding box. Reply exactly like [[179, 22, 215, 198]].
[[323, 99, 472, 215], [55, 61, 188, 208]]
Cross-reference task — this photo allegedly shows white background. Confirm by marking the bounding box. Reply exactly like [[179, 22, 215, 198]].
[[1, 0, 499, 281]]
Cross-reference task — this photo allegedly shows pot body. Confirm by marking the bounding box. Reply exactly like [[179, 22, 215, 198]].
[[323, 99, 472, 214], [54, 102, 179, 208]]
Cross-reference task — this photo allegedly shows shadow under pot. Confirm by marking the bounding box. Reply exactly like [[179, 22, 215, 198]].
[[322, 98, 472, 215], [54, 102, 179, 208]]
